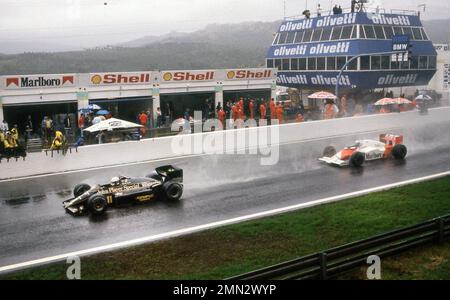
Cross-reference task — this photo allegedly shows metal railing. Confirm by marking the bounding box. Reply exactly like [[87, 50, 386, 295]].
[[284, 7, 418, 21], [227, 214, 450, 280]]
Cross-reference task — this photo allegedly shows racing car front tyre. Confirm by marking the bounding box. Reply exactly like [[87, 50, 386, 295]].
[[323, 146, 337, 158], [392, 144, 407, 160], [350, 151, 365, 167], [87, 195, 108, 215], [73, 183, 91, 198], [163, 181, 183, 201]]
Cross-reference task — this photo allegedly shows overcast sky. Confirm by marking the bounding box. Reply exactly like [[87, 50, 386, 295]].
[[1, 0, 449, 49]]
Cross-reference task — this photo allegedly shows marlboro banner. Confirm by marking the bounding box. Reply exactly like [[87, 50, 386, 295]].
[[4, 74, 76, 89]]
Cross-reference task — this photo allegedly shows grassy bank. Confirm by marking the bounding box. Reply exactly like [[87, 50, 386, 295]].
[[3, 176, 450, 280]]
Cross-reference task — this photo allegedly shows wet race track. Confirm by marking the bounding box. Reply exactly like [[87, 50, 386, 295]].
[[1, 124, 450, 268]]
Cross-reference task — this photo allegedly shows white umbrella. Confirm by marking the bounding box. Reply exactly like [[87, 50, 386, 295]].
[[308, 91, 337, 100], [393, 98, 412, 105], [84, 118, 142, 133], [374, 98, 396, 106], [415, 94, 432, 101]]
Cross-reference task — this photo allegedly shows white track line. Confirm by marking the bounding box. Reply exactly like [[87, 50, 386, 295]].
[[1, 170, 449, 274], [0, 128, 400, 183]]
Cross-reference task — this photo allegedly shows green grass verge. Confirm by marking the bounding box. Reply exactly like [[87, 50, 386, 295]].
[[3, 176, 450, 280]]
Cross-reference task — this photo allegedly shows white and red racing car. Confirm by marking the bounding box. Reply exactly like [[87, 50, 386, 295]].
[[319, 134, 407, 167]]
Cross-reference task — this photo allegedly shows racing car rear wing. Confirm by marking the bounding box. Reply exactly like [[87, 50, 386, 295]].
[[155, 165, 183, 183], [379, 134, 403, 145]]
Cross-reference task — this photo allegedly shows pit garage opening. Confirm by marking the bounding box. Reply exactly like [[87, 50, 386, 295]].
[[160, 92, 215, 123], [3, 101, 77, 137], [89, 96, 153, 123]]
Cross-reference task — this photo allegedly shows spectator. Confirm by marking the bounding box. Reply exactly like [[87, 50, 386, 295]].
[[339, 95, 348, 117], [64, 114, 72, 137], [333, 5, 339, 14], [184, 108, 190, 121], [353, 104, 364, 116], [41, 116, 47, 139], [270, 98, 276, 120], [216, 101, 222, 117], [338, 5, 343, 14], [139, 111, 148, 136], [78, 114, 85, 137], [303, 10, 311, 19], [74, 136, 85, 147], [50, 131, 66, 150], [351, 0, 357, 13], [317, 4, 322, 17], [92, 115, 103, 125], [3, 131, 18, 150], [249, 100, 255, 119], [0, 120, 8, 133], [225, 101, 232, 119], [231, 103, 238, 121], [238, 98, 244, 115], [0, 130, 4, 152], [11, 124, 19, 141], [45, 117, 54, 141], [260, 102, 266, 121], [64, 114, 71, 129], [296, 113, 305, 123], [276, 102, 284, 123], [218, 108, 226, 128], [323, 100, 337, 119], [24, 125, 31, 143], [379, 106, 390, 114], [156, 107, 162, 128], [26, 115, 33, 135]]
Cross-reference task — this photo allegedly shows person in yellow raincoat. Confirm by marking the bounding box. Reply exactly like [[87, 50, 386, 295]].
[[10, 125, 19, 142], [0, 131, 5, 153], [3, 131, 18, 149], [51, 131, 66, 150]]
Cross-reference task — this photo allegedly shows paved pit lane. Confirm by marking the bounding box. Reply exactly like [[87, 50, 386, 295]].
[[0, 124, 450, 268]]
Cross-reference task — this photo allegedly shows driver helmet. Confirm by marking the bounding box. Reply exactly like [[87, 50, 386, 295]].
[[111, 176, 120, 185]]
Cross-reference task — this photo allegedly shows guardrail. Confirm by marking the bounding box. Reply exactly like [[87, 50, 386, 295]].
[[228, 214, 450, 280], [284, 7, 417, 21]]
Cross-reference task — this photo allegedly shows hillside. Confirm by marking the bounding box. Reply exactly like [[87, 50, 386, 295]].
[[0, 19, 448, 76]]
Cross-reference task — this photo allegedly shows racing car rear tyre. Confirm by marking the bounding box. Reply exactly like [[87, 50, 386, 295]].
[[323, 146, 337, 158], [73, 183, 91, 198], [392, 144, 407, 160], [87, 195, 108, 215], [163, 181, 183, 201], [350, 151, 365, 167]]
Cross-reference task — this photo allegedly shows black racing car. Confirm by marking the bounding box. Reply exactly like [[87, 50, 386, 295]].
[[63, 165, 183, 216]]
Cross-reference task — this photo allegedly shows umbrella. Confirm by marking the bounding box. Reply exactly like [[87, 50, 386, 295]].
[[84, 118, 142, 133], [96, 110, 110, 115], [415, 94, 432, 101], [308, 91, 337, 100], [78, 104, 102, 113], [393, 98, 412, 105], [374, 98, 396, 106], [78, 108, 93, 114], [86, 104, 101, 110]]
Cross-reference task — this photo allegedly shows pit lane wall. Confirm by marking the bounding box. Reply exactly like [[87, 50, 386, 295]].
[[1, 107, 449, 180]]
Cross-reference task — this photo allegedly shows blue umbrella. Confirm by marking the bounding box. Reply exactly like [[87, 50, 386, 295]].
[[86, 104, 101, 110], [96, 110, 110, 116], [78, 108, 93, 114], [78, 104, 102, 113]]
